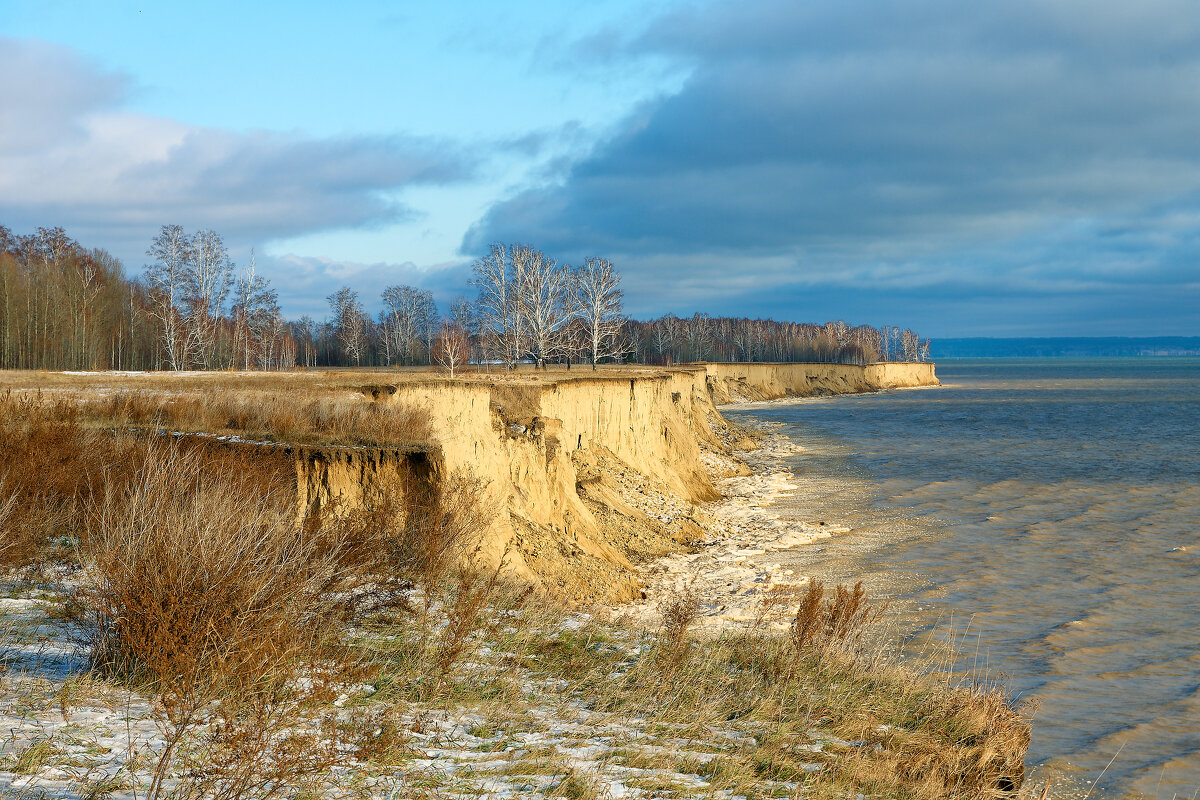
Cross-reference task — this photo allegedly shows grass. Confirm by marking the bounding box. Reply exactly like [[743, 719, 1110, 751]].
[[338, 576, 1031, 799], [10, 738, 60, 775], [77, 388, 433, 447]]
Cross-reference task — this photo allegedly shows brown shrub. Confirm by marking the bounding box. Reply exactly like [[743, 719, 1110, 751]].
[[790, 580, 886, 654], [73, 441, 377, 798], [655, 586, 701, 671]]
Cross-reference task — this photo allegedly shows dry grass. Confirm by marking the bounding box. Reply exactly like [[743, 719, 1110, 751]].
[[791, 579, 887, 653], [345, 576, 1030, 799], [0, 393, 303, 575], [564, 584, 1030, 799], [657, 586, 701, 670], [77, 388, 432, 447], [0, 394, 140, 573], [72, 441, 383, 798]]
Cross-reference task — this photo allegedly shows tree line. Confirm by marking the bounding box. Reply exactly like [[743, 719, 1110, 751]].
[[0, 224, 931, 371]]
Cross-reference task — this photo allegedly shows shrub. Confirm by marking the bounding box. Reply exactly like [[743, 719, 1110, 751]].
[[74, 441, 377, 798], [0, 394, 138, 573], [656, 586, 701, 670], [790, 580, 885, 653]]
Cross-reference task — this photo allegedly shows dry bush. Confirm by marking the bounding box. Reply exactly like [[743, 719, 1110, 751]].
[[82, 390, 432, 447], [73, 441, 377, 799], [0, 488, 19, 567], [434, 565, 507, 675], [656, 586, 701, 669], [790, 580, 886, 653], [0, 393, 140, 573]]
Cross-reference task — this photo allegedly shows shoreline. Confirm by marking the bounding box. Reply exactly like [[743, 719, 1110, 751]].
[[616, 385, 941, 630]]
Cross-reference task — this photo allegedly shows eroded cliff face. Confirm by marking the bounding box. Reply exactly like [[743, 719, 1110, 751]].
[[294, 446, 435, 524], [377, 370, 727, 599], [363, 362, 938, 600]]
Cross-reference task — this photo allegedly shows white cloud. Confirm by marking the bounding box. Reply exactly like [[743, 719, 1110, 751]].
[[0, 36, 474, 260]]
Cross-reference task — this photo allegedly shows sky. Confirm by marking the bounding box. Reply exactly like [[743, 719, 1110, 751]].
[[2, 0, 1198, 336]]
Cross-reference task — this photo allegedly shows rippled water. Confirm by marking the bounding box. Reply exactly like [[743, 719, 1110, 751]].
[[724, 359, 1200, 799]]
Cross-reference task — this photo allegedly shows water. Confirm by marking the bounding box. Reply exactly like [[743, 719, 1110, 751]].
[[724, 359, 1200, 798]]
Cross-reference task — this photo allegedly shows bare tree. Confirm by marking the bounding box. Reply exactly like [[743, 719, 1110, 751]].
[[381, 285, 437, 364], [471, 243, 523, 368], [514, 245, 570, 369], [327, 286, 366, 366], [652, 314, 681, 364], [232, 250, 278, 370], [181, 229, 233, 368], [684, 312, 712, 362], [900, 328, 920, 362], [446, 295, 478, 363], [145, 225, 193, 370], [433, 320, 470, 377], [573, 257, 628, 369], [292, 316, 319, 367]]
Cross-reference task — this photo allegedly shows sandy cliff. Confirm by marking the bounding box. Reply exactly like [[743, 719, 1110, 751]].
[[704, 361, 939, 403], [361, 362, 939, 600], [376, 369, 727, 598]]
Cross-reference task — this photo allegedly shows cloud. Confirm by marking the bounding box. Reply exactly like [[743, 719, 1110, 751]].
[[0, 37, 475, 260], [0, 38, 126, 154], [465, 0, 1200, 332]]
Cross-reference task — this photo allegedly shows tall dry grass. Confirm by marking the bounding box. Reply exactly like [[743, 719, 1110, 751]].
[[74, 441, 381, 799], [790, 579, 887, 652], [574, 582, 1031, 799], [80, 389, 432, 446], [0, 393, 301, 575], [0, 394, 138, 573]]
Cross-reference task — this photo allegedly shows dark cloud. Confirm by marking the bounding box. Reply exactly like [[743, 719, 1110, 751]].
[[466, 0, 1200, 333], [0, 36, 476, 262]]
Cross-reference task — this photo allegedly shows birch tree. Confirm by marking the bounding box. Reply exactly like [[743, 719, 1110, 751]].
[[232, 250, 277, 370], [145, 225, 193, 370], [182, 229, 234, 368], [900, 328, 920, 362], [471, 243, 523, 368], [513, 244, 569, 369], [433, 320, 470, 377], [381, 285, 436, 364], [575, 257, 627, 369], [685, 312, 712, 362], [327, 286, 366, 366]]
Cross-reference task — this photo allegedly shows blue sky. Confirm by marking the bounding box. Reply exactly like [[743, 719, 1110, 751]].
[[2, 0, 1198, 336]]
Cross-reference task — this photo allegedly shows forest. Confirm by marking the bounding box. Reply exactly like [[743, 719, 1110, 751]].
[[0, 224, 930, 371]]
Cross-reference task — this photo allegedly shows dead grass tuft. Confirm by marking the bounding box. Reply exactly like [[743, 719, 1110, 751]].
[[656, 586, 701, 670], [791, 579, 887, 654]]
